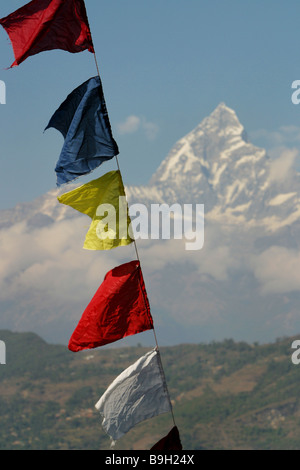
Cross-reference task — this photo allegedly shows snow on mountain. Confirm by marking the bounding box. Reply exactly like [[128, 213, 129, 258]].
[[126, 102, 300, 232]]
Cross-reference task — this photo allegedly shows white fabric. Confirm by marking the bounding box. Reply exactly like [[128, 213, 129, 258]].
[[95, 349, 171, 440]]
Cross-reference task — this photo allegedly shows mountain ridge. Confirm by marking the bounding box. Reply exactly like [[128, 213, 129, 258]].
[[0, 329, 299, 450]]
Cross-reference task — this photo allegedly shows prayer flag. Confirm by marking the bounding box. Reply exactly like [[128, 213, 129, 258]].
[[0, 0, 94, 68], [150, 426, 183, 450], [46, 76, 119, 186], [68, 260, 153, 352], [57, 170, 134, 250], [95, 349, 172, 441]]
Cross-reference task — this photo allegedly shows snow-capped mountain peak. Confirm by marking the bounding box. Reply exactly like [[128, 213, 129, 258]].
[[194, 102, 245, 138], [126, 103, 300, 231], [150, 103, 256, 186]]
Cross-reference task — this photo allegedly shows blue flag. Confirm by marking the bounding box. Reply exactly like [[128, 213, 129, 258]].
[[45, 76, 119, 186]]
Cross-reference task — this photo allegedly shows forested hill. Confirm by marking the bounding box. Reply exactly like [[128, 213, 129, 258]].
[[0, 330, 299, 450]]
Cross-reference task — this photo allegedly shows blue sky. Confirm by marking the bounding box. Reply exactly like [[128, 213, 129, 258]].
[[1, 0, 300, 210]]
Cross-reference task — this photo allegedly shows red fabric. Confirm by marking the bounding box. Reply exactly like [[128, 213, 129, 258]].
[[150, 426, 183, 450], [0, 0, 94, 67], [68, 261, 153, 352]]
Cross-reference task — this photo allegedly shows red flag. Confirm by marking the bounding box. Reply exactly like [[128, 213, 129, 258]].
[[0, 0, 94, 67], [68, 261, 153, 352], [150, 426, 183, 450]]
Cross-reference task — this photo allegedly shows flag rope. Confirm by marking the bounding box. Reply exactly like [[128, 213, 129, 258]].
[[93, 52, 101, 79], [91, 35, 177, 431]]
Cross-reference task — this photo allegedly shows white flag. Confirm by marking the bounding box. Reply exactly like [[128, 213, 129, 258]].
[[95, 349, 172, 441]]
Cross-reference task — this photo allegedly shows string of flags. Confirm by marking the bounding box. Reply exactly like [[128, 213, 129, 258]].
[[0, 0, 183, 451]]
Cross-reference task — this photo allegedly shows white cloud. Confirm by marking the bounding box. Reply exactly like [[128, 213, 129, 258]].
[[250, 126, 300, 175], [250, 246, 300, 295], [117, 115, 159, 140], [117, 115, 141, 135], [135, 224, 238, 282], [268, 148, 299, 183], [0, 218, 129, 313]]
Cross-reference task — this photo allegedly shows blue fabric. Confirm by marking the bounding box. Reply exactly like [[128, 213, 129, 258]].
[[45, 76, 119, 186]]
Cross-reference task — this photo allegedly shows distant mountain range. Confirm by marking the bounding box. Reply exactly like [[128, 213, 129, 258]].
[[0, 103, 299, 346]]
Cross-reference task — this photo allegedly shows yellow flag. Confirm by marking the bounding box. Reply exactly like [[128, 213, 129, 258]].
[[58, 171, 134, 250]]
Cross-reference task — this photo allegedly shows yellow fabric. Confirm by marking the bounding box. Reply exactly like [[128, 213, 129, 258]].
[[58, 171, 134, 250]]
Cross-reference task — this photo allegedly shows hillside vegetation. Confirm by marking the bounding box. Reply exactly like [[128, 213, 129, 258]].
[[0, 330, 299, 450]]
